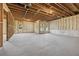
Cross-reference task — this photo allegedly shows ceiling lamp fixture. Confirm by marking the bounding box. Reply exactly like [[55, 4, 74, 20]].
[[24, 3, 32, 9], [22, 3, 32, 19]]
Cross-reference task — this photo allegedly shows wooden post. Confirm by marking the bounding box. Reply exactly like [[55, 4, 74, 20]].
[[0, 4, 3, 47], [48, 21, 50, 33], [7, 12, 14, 41]]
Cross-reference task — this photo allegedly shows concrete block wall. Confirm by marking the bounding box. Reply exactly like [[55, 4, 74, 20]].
[[50, 14, 79, 37]]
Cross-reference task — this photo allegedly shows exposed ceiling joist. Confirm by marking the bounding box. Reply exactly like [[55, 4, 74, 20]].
[[55, 3, 75, 15], [71, 3, 79, 12], [7, 3, 79, 21], [46, 3, 70, 17]]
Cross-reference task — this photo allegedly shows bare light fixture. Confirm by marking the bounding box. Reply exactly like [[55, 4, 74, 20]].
[[22, 3, 32, 20], [24, 3, 32, 9]]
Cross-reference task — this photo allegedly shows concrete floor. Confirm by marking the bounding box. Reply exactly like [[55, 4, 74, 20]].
[[0, 33, 79, 56]]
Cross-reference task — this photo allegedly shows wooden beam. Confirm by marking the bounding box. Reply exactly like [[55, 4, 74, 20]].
[[0, 4, 3, 47], [47, 3, 70, 16], [71, 3, 79, 11], [55, 3, 75, 15], [7, 3, 54, 18], [3, 3, 10, 12], [7, 4, 26, 12], [32, 3, 65, 20], [32, 4, 53, 15], [7, 4, 55, 21], [21, 3, 54, 17]]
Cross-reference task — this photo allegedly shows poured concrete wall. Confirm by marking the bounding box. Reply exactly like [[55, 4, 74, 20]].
[[50, 14, 79, 37]]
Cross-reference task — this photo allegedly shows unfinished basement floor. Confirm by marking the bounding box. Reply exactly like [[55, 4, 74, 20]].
[[0, 33, 79, 56]]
